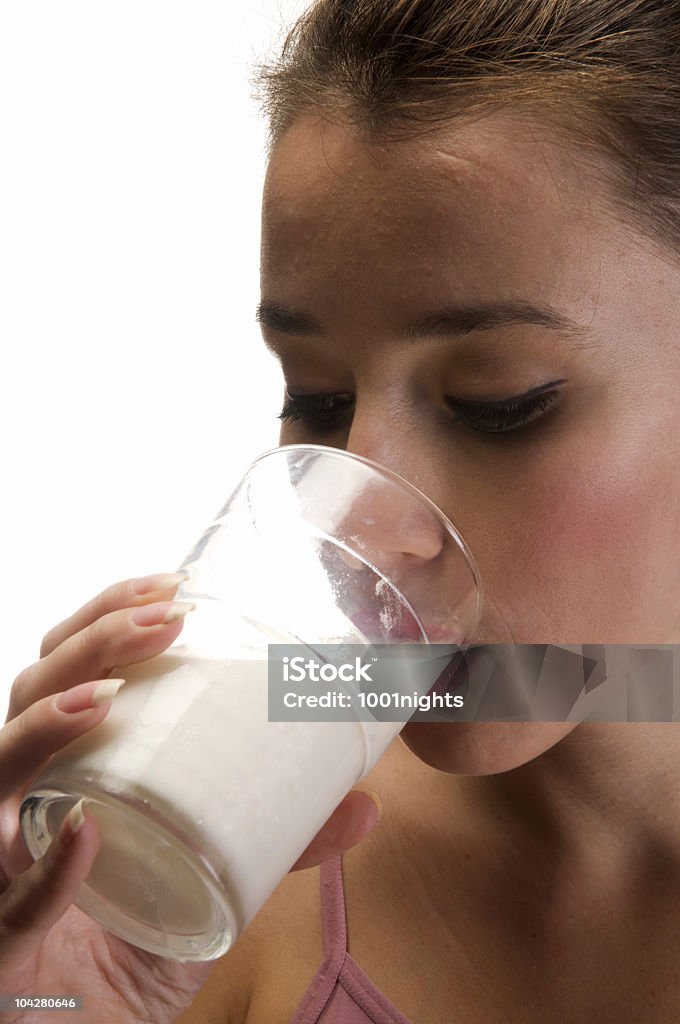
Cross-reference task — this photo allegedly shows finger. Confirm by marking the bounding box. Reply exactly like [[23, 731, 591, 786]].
[[8, 600, 194, 721], [290, 790, 382, 872], [0, 801, 100, 969], [0, 680, 124, 804], [39, 572, 189, 660]]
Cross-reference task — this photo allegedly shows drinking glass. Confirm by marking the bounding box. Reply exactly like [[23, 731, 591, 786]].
[[20, 444, 482, 960]]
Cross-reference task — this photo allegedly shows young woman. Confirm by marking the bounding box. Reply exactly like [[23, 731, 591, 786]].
[[2, 1, 680, 1020]]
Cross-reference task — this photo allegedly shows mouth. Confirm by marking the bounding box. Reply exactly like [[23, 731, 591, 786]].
[[429, 643, 484, 691], [349, 608, 466, 644]]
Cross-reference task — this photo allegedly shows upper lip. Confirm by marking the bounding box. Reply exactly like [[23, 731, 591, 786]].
[[350, 609, 467, 643]]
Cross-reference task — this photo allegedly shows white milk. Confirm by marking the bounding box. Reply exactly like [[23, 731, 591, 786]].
[[22, 638, 389, 959], [22, 597, 452, 960]]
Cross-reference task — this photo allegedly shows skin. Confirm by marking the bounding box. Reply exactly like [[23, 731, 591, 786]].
[[4, 105, 679, 1024], [229, 108, 680, 1019], [0, 576, 379, 1024], [259, 109, 680, 777]]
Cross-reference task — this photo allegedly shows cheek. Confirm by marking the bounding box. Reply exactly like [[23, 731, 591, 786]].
[[533, 452, 642, 563], [512, 425, 680, 638], [536, 420, 680, 569]]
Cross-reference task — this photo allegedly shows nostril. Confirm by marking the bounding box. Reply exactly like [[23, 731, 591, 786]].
[[337, 546, 367, 571]]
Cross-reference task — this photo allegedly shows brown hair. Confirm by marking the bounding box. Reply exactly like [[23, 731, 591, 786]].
[[253, 0, 680, 257]]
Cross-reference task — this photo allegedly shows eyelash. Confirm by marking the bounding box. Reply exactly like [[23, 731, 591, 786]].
[[277, 386, 563, 435]]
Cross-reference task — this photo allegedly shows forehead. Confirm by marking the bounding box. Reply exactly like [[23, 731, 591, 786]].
[[261, 112, 630, 315]]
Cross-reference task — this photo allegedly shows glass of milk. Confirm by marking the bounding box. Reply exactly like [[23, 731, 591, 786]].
[[19, 444, 482, 961]]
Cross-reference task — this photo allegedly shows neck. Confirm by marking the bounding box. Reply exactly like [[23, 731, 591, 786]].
[[465, 724, 678, 843], [380, 726, 680, 1000]]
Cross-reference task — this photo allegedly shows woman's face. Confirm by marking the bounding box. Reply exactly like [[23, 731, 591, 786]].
[[259, 111, 680, 774]]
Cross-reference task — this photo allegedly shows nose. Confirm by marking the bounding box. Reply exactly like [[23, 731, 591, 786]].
[[291, 443, 480, 643], [337, 432, 449, 571], [335, 478, 446, 578]]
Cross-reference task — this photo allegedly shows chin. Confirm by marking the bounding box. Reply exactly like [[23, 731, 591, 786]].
[[399, 721, 578, 775]]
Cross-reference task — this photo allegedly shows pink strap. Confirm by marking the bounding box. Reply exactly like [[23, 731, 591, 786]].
[[320, 855, 348, 959], [287, 856, 348, 1024], [290, 855, 417, 1024]]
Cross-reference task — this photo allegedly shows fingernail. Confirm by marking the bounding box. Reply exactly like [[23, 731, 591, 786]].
[[363, 790, 383, 819], [132, 571, 189, 596], [92, 678, 126, 706], [131, 600, 196, 627], [58, 798, 87, 848], [55, 679, 126, 714]]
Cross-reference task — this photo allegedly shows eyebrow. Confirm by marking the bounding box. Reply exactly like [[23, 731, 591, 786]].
[[255, 298, 589, 345]]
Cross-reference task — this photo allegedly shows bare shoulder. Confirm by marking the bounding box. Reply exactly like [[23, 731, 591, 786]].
[[176, 856, 325, 1024]]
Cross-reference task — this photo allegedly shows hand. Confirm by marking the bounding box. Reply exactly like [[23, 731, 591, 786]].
[[0, 574, 381, 1023]]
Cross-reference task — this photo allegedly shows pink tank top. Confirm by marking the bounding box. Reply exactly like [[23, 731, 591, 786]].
[[288, 855, 415, 1024]]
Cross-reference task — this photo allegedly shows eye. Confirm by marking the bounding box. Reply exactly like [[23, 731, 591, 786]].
[[277, 392, 354, 432], [278, 382, 565, 436], [446, 385, 564, 434]]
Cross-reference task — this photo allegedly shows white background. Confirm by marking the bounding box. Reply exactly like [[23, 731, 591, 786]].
[[0, 0, 309, 718]]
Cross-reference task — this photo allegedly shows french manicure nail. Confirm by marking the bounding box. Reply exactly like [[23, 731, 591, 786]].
[[55, 679, 126, 714], [132, 571, 189, 596], [58, 798, 87, 847], [162, 601, 196, 624], [92, 678, 126, 706], [131, 601, 196, 627], [364, 790, 383, 818]]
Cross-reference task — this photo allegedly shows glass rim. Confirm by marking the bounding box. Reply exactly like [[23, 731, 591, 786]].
[[248, 443, 484, 625]]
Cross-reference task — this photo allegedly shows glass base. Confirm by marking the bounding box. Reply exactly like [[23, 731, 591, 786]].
[[20, 785, 237, 961]]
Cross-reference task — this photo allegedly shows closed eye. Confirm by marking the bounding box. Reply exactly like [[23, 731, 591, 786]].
[[278, 381, 565, 436], [445, 387, 563, 433]]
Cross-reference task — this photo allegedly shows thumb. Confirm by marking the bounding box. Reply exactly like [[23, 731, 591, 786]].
[[0, 800, 100, 965], [290, 789, 383, 872]]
